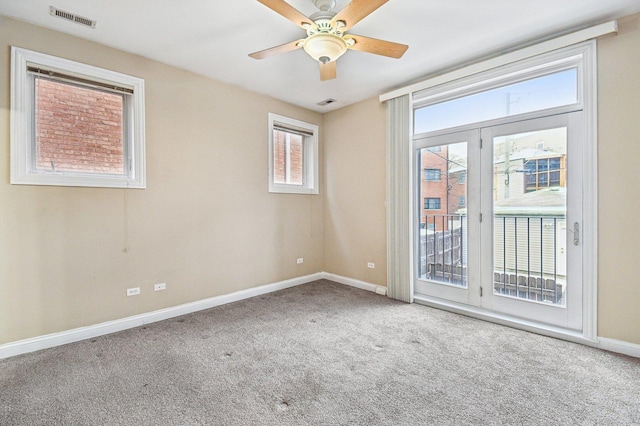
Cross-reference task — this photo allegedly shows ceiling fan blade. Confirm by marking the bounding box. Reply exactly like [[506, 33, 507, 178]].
[[249, 39, 304, 60], [319, 61, 337, 81], [256, 0, 315, 29], [345, 34, 408, 58], [331, 0, 388, 31]]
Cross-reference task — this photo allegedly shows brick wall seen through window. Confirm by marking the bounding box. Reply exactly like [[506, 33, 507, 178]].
[[35, 77, 125, 175], [272, 129, 303, 185]]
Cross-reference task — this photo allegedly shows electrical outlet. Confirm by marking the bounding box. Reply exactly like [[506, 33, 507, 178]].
[[367, 262, 375, 269], [297, 258, 304, 264], [154, 283, 166, 292], [126, 287, 140, 296]]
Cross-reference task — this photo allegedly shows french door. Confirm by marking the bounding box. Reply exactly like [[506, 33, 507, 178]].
[[414, 113, 583, 330]]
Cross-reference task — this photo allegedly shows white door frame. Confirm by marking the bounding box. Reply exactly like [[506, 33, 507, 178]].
[[479, 113, 584, 330]]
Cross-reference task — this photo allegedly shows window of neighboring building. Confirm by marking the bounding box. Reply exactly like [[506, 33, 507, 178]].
[[458, 196, 466, 206], [424, 197, 441, 210], [523, 156, 564, 192], [10, 47, 146, 188], [268, 113, 318, 194], [423, 168, 441, 181]]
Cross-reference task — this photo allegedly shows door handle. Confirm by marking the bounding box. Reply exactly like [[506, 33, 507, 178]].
[[573, 222, 579, 246]]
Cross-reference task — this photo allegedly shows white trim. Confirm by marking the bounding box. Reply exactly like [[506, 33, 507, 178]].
[[10, 46, 146, 189], [598, 338, 640, 358], [415, 294, 640, 358], [321, 272, 387, 295], [380, 21, 617, 103], [0, 272, 387, 360], [582, 41, 599, 341], [1, 272, 635, 360], [414, 294, 597, 345], [0, 273, 323, 360]]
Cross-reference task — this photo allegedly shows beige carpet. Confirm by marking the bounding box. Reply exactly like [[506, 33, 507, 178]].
[[1, 279, 639, 425]]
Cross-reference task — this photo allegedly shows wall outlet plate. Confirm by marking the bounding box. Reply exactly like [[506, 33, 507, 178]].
[[154, 283, 166, 291], [297, 258, 304, 264], [367, 262, 375, 268], [126, 287, 140, 296]]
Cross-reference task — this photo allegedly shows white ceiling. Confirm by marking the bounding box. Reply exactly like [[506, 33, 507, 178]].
[[2, 0, 640, 112]]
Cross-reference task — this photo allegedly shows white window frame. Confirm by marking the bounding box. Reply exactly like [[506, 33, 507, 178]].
[[10, 46, 146, 188], [268, 113, 319, 195], [408, 41, 598, 340]]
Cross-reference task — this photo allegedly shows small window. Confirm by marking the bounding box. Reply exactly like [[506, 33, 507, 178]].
[[268, 113, 318, 194], [10, 47, 145, 188], [424, 197, 441, 210], [423, 168, 441, 181], [459, 196, 466, 206]]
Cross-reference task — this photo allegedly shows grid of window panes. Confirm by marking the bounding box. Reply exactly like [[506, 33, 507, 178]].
[[424, 197, 441, 210], [524, 156, 563, 192], [423, 168, 441, 181]]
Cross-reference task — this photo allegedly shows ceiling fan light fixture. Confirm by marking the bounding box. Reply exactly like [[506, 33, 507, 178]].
[[303, 33, 347, 63]]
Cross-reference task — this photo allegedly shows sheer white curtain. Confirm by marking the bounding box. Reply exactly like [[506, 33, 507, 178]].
[[386, 95, 412, 303]]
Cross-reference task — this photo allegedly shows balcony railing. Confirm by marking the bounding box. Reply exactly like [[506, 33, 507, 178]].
[[419, 214, 566, 305], [419, 214, 467, 286], [494, 216, 565, 305]]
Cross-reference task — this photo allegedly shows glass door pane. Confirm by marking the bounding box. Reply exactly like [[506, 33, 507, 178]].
[[480, 112, 582, 330], [414, 129, 479, 306], [418, 142, 468, 287], [492, 128, 567, 305]]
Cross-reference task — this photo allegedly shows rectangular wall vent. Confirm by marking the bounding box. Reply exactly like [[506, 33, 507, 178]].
[[49, 6, 96, 28], [317, 98, 337, 106]]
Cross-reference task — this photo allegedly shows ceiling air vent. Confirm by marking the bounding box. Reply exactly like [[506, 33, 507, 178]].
[[49, 6, 96, 28], [317, 98, 337, 107]]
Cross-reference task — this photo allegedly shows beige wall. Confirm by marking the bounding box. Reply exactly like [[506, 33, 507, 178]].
[[2, 12, 639, 348], [323, 98, 387, 286], [597, 14, 640, 344], [0, 17, 323, 345], [322, 15, 640, 345]]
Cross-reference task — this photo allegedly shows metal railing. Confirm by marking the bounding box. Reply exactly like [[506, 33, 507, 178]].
[[493, 216, 565, 305], [419, 214, 467, 286], [418, 214, 566, 305]]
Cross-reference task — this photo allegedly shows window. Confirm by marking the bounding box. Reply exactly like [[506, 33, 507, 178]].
[[10, 47, 145, 188], [524, 156, 565, 192], [268, 113, 318, 194], [458, 196, 465, 206], [424, 197, 441, 210], [423, 168, 441, 181], [414, 68, 579, 134]]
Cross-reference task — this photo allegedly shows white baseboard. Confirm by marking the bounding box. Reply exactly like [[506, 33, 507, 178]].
[[0, 272, 324, 360], [320, 272, 387, 295], [414, 294, 640, 359], [3, 272, 636, 360], [4, 273, 636, 360], [598, 337, 640, 358]]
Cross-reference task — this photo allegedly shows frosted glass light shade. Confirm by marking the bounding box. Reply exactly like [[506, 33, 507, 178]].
[[303, 33, 347, 63]]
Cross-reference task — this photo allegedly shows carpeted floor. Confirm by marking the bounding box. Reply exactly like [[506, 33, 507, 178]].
[[1, 279, 639, 425]]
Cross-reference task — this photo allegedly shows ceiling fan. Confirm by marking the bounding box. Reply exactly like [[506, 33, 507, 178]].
[[249, 0, 408, 81]]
